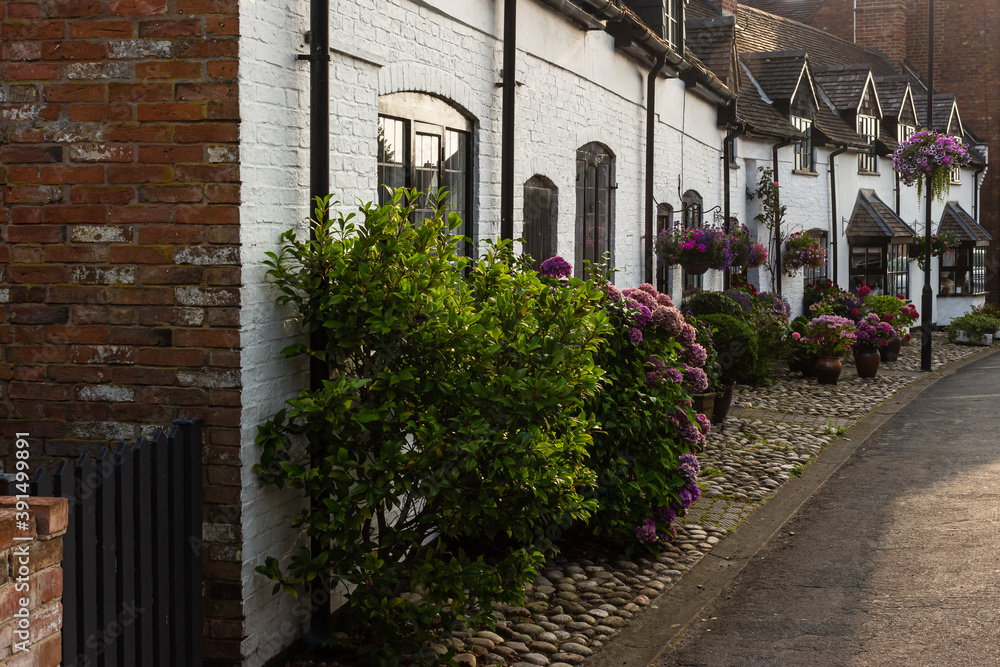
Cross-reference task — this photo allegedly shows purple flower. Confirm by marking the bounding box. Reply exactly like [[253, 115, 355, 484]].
[[664, 368, 683, 384], [627, 327, 643, 344], [695, 413, 711, 435], [635, 518, 658, 543], [677, 323, 696, 346], [622, 287, 657, 310], [678, 453, 700, 485], [631, 304, 652, 328], [683, 343, 708, 368], [659, 506, 677, 523], [539, 256, 572, 278], [651, 306, 684, 337], [603, 284, 623, 304], [682, 365, 708, 392]]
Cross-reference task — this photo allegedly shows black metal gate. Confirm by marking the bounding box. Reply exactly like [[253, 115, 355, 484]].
[[3, 418, 203, 667]]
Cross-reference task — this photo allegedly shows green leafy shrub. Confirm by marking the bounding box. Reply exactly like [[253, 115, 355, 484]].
[[684, 290, 743, 319], [255, 192, 610, 665], [699, 314, 759, 384], [585, 282, 709, 549], [948, 312, 1000, 343]]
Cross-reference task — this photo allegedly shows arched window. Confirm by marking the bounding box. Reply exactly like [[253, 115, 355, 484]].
[[523, 175, 558, 269], [656, 203, 674, 294], [377, 92, 473, 240], [575, 143, 615, 280], [681, 190, 703, 293]]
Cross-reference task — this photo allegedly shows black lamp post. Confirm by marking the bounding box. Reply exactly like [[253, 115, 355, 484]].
[[921, 0, 934, 372]]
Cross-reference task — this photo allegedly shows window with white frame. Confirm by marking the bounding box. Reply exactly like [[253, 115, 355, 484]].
[[666, 0, 684, 50], [950, 136, 963, 183], [897, 124, 915, 143], [791, 116, 814, 172], [857, 114, 879, 173], [803, 231, 828, 284]]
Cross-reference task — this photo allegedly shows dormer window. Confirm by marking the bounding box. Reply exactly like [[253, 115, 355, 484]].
[[950, 136, 963, 184], [857, 114, 879, 173], [667, 0, 684, 50], [897, 124, 915, 143], [791, 116, 814, 172]]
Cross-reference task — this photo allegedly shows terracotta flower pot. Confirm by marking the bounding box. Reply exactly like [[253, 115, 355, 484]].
[[814, 356, 842, 385], [854, 345, 881, 378], [691, 392, 715, 423], [712, 380, 737, 425], [680, 258, 713, 275], [879, 330, 902, 362]]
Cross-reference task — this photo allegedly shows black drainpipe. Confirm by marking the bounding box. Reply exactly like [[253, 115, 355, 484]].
[[500, 0, 516, 240], [298, 0, 331, 643], [723, 122, 744, 290], [772, 138, 792, 294], [973, 166, 985, 221], [828, 145, 847, 285], [644, 51, 668, 285]]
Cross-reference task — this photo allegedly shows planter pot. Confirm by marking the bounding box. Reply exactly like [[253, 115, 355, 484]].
[[801, 355, 819, 378], [853, 345, 881, 378], [879, 330, 902, 362], [712, 381, 737, 425], [954, 330, 993, 346], [814, 356, 842, 385], [691, 392, 715, 423], [680, 258, 713, 275]]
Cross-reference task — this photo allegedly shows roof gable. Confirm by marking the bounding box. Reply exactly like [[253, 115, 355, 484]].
[[845, 189, 917, 240], [940, 202, 992, 243]]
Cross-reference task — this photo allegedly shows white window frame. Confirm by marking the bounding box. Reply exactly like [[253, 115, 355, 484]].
[[857, 114, 879, 173], [791, 116, 814, 172]]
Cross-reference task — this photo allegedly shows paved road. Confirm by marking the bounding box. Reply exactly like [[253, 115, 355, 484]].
[[661, 350, 1000, 667]]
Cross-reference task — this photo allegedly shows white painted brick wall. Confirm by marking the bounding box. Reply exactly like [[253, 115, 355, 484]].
[[239, 0, 313, 663]]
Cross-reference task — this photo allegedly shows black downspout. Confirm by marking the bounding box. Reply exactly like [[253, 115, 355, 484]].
[[644, 51, 668, 285], [299, 0, 331, 643], [500, 0, 516, 240], [974, 166, 985, 221], [772, 138, 792, 294], [894, 171, 900, 215], [723, 123, 745, 290], [829, 145, 848, 285]]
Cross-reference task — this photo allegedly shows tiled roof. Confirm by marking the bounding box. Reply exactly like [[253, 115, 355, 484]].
[[740, 0, 826, 23], [812, 89, 867, 148], [736, 5, 898, 76], [736, 66, 802, 139], [741, 50, 807, 101], [687, 0, 723, 19], [913, 94, 960, 133], [845, 189, 917, 239], [940, 202, 993, 243], [686, 15, 738, 88], [873, 75, 910, 118], [812, 66, 872, 113]]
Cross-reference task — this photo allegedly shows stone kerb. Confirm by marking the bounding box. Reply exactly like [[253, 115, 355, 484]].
[[0, 496, 69, 667]]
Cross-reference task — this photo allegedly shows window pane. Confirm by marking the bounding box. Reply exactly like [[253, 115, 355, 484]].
[[442, 129, 468, 235], [940, 270, 957, 294], [942, 250, 956, 267], [575, 157, 587, 279], [523, 177, 556, 269], [377, 116, 408, 206], [414, 132, 440, 221]]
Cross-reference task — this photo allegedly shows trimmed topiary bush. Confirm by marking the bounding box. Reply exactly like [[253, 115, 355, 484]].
[[684, 290, 743, 319], [699, 313, 759, 384]]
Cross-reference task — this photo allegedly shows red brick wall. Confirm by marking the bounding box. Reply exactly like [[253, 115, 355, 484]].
[[803, 0, 854, 43], [0, 1, 243, 663], [0, 497, 68, 667], [855, 0, 908, 67], [905, 0, 1000, 304]]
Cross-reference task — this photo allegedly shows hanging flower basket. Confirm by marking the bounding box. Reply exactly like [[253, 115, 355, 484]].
[[781, 231, 826, 276], [892, 130, 971, 201], [656, 224, 732, 272], [908, 232, 959, 271], [727, 224, 769, 269]]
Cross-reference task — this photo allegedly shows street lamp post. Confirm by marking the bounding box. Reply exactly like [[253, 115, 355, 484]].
[[921, 0, 934, 372]]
